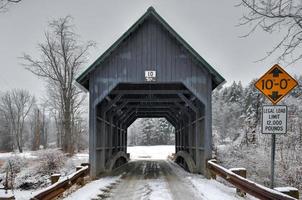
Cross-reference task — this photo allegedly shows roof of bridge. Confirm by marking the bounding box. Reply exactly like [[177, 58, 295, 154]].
[[76, 6, 225, 90]]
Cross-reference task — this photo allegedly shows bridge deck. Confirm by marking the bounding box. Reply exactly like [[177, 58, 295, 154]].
[[65, 159, 256, 200]]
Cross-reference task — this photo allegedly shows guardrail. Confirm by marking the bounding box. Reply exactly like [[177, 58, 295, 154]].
[[30, 163, 90, 200], [207, 159, 298, 200]]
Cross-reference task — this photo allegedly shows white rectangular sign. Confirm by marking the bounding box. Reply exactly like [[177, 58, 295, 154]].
[[145, 70, 156, 81], [262, 105, 287, 134]]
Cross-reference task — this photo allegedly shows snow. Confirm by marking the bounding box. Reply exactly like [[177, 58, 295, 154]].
[[72, 153, 88, 160], [64, 176, 121, 200], [0, 189, 39, 200], [167, 161, 257, 200], [274, 187, 298, 192], [13, 190, 38, 200], [127, 145, 174, 160], [62, 146, 258, 199], [0, 151, 37, 159], [0, 190, 14, 198], [126, 146, 256, 199], [229, 168, 246, 171], [145, 178, 173, 200], [207, 160, 293, 198], [0, 146, 280, 200]]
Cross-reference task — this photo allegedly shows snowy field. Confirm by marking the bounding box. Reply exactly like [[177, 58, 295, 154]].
[[127, 145, 175, 160]]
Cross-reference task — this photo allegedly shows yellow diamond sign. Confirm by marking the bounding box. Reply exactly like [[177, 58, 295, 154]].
[[254, 64, 298, 104]]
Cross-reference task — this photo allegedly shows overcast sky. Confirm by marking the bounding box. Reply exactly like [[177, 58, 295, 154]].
[[0, 0, 301, 98]]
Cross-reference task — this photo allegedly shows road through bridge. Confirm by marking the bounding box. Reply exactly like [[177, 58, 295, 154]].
[[76, 7, 225, 178]]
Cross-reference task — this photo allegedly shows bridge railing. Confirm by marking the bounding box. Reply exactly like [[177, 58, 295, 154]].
[[30, 163, 90, 200], [207, 159, 298, 200]]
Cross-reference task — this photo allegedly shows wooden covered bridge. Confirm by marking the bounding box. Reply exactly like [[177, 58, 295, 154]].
[[76, 7, 225, 178]]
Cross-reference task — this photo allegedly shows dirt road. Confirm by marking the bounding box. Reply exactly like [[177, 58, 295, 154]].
[[103, 160, 202, 200]]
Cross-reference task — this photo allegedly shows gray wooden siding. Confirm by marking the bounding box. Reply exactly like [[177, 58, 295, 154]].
[[89, 16, 211, 105]]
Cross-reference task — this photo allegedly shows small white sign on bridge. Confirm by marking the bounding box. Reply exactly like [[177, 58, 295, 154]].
[[145, 70, 156, 81], [262, 105, 287, 134]]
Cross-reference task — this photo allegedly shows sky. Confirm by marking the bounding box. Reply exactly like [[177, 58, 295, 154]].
[[0, 0, 301, 98]]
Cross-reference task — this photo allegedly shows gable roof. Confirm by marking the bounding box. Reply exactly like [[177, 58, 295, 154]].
[[76, 6, 225, 90]]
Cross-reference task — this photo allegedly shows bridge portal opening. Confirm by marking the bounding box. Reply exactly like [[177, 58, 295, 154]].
[[93, 83, 207, 175], [127, 118, 175, 160]]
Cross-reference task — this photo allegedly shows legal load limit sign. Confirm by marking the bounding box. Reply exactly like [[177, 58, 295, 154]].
[[262, 105, 287, 134], [254, 64, 298, 104]]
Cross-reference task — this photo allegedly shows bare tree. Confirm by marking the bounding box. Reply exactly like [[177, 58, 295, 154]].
[[0, 114, 13, 151], [30, 107, 41, 151], [22, 16, 94, 154], [0, 0, 21, 11], [0, 89, 35, 153], [29, 104, 49, 151], [238, 0, 302, 64]]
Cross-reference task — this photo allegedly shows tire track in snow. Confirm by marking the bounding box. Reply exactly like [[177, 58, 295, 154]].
[[106, 160, 174, 200]]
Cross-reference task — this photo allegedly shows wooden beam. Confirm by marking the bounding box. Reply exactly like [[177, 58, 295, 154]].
[[112, 101, 129, 112], [178, 93, 198, 113], [104, 94, 123, 112], [111, 90, 190, 95], [120, 98, 183, 103], [174, 102, 191, 117]]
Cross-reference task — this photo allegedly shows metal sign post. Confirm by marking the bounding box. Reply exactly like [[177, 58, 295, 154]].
[[271, 133, 276, 189], [262, 105, 287, 188]]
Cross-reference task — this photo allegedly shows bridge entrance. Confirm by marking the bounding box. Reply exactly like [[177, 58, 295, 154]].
[[76, 7, 224, 178]]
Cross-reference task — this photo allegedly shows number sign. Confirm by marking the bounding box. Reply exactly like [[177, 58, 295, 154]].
[[254, 64, 298, 104], [145, 70, 156, 81]]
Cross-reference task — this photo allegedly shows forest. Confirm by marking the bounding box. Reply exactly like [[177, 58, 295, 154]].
[[127, 118, 175, 146]]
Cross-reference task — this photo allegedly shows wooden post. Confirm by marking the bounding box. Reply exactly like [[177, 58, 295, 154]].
[[230, 168, 247, 197], [208, 160, 217, 180], [81, 163, 90, 175], [76, 166, 82, 171], [75, 166, 84, 185], [274, 187, 299, 199], [50, 174, 61, 184]]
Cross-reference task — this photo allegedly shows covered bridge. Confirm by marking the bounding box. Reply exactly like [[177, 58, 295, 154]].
[[76, 7, 225, 178]]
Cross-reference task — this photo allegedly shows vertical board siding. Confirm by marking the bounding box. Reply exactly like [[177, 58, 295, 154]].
[[90, 16, 210, 105]]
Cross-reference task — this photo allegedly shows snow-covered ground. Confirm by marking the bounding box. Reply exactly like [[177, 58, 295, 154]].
[[61, 145, 257, 200], [0, 149, 89, 200], [0, 146, 258, 199], [0, 151, 37, 160], [127, 145, 174, 160], [64, 176, 121, 200], [0, 189, 39, 200], [168, 161, 257, 200]]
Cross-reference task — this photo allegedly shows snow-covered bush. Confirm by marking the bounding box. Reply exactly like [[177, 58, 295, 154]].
[[281, 165, 302, 189], [15, 166, 50, 189], [2, 156, 25, 175], [13, 149, 65, 189], [0, 156, 26, 189], [0, 149, 87, 190], [36, 149, 66, 174]]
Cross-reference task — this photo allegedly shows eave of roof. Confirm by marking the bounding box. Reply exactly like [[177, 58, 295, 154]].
[[76, 6, 225, 90]]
